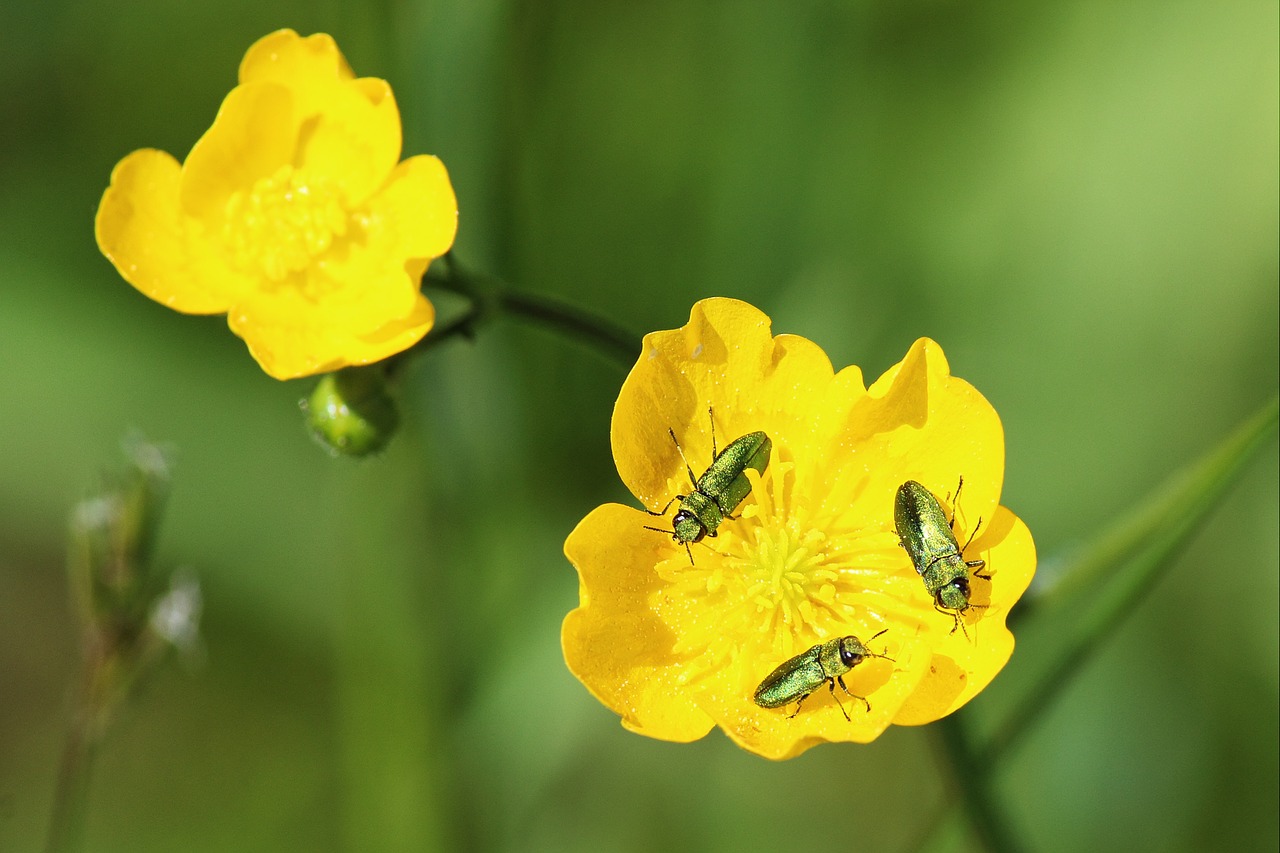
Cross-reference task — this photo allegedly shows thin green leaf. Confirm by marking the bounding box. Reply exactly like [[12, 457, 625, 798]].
[[982, 395, 1278, 763]]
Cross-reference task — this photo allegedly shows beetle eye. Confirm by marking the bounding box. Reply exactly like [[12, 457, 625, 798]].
[[840, 648, 862, 666], [956, 577, 970, 595]]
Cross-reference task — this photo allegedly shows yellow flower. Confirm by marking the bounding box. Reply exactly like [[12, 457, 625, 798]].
[[562, 298, 1036, 759], [95, 30, 457, 380]]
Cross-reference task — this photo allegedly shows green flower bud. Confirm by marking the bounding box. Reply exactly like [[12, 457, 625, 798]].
[[303, 367, 400, 457]]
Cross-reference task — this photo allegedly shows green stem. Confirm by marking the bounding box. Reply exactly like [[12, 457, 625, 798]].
[[45, 642, 110, 853], [45, 718, 96, 853], [498, 290, 639, 367], [981, 395, 1278, 763], [418, 255, 640, 368], [934, 715, 1028, 853]]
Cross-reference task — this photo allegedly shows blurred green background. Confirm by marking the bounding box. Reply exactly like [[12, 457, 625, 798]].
[[1, 1, 1276, 851]]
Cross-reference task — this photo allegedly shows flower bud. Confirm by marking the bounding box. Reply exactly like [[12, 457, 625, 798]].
[[303, 367, 400, 457]]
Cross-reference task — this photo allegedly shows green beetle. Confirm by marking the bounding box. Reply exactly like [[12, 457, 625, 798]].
[[895, 479, 989, 635], [753, 631, 892, 720], [646, 408, 771, 563]]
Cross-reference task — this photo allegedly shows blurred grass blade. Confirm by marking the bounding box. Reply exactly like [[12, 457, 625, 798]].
[[982, 395, 1278, 763], [934, 715, 1029, 853]]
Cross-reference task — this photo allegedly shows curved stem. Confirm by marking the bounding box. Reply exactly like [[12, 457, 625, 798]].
[[498, 290, 638, 367], [417, 255, 640, 368]]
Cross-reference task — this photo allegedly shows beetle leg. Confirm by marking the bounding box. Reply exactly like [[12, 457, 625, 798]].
[[786, 691, 812, 719], [837, 675, 871, 714], [938, 604, 971, 640], [827, 678, 851, 721]]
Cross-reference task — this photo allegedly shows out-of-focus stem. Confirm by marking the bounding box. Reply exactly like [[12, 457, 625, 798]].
[[45, 641, 110, 853], [934, 714, 1028, 853]]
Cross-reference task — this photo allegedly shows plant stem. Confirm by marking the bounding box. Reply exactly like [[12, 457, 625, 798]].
[[45, 721, 95, 853], [934, 714, 1028, 853], [419, 255, 640, 368], [45, 643, 109, 853], [498, 290, 639, 367]]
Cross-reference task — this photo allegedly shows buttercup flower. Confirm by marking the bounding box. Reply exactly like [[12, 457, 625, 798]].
[[562, 298, 1035, 759], [95, 29, 457, 379]]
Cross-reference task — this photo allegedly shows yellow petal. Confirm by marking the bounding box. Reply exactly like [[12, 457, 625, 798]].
[[95, 149, 244, 313], [364, 156, 459, 262], [228, 288, 434, 380], [179, 81, 298, 225], [562, 504, 718, 743], [612, 297, 861, 512], [894, 507, 1037, 724], [294, 77, 403, 206], [239, 30, 355, 107], [839, 337, 1005, 542], [237, 31, 401, 206], [702, 633, 932, 760]]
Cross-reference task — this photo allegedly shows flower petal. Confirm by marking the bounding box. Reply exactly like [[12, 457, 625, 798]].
[[228, 287, 433, 380], [699, 633, 932, 760], [95, 149, 244, 313], [239, 30, 354, 105], [563, 504, 718, 743], [839, 337, 1005, 543], [237, 31, 401, 205], [612, 297, 863, 511], [364, 155, 459, 262], [894, 507, 1036, 723], [179, 81, 299, 225], [294, 77, 403, 207]]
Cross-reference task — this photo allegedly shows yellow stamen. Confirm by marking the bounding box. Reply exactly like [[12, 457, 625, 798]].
[[223, 165, 353, 290]]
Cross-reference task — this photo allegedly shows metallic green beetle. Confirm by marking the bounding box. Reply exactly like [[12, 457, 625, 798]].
[[753, 631, 892, 720], [646, 408, 771, 563], [895, 479, 989, 635]]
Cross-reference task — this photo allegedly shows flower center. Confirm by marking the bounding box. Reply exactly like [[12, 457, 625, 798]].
[[224, 165, 352, 285], [655, 462, 920, 688]]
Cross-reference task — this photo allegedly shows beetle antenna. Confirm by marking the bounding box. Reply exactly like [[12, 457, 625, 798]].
[[864, 628, 896, 662]]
